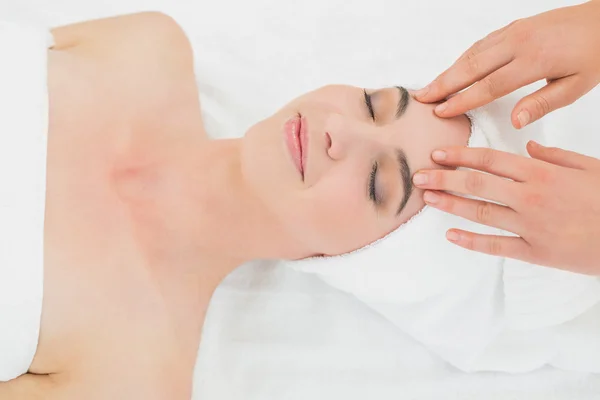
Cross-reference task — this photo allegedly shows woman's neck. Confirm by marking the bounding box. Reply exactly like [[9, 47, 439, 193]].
[[180, 138, 294, 262], [118, 136, 297, 289]]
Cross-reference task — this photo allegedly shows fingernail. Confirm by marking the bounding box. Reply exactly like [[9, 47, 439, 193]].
[[412, 173, 429, 186], [423, 191, 440, 204], [435, 102, 448, 115], [446, 231, 460, 242], [432, 150, 447, 162], [517, 110, 530, 128], [415, 85, 430, 98]]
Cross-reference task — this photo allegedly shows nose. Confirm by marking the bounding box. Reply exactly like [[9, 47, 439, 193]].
[[325, 113, 378, 161]]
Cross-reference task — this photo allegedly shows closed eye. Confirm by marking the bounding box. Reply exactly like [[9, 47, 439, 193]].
[[368, 161, 380, 205], [363, 89, 375, 121]]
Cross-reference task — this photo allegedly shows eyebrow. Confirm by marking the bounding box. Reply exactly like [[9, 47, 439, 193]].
[[394, 86, 410, 119], [395, 148, 413, 215]]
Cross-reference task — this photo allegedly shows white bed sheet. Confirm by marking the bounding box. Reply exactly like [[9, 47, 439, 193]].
[[2, 0, 600, 398]]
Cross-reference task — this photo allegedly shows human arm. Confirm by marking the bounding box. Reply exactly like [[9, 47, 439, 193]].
[[412, 142, 600, 275], [415, 0, 600, 128]]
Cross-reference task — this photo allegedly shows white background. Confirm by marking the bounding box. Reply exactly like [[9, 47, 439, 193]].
[[2, 0, 599, 399]]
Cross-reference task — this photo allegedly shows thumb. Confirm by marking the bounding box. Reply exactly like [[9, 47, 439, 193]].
[[527, 140, 595, 170], [511, 75, 586, 129]]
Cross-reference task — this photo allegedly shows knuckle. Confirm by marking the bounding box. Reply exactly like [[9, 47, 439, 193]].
[[507, 19, 521, 29], [481, 75, 499, 98], [475, 202, 493, 224], [430, 171, 444, 186], [564, 94, 577, 108], [487, 237, 503, 256], [531, 95, 551, 117], [536, 48, 553, 74], [462, 234, 475, 251], [484, 29, 501, 40], [424, 171, 437, 186], [465, 172, 484, 193], [532, 166, 556, 184], [479, 149, 496, 168], [465, 51, 480, 77], [545, 147, 561, 159], [439, 193, 453, 211], [512, 22, 532, 45], [472, 39, 485, 52], [522, 191, 544, 207]]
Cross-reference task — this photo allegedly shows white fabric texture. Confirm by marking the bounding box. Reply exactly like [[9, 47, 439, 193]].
[[0, 20, 51, 382], [2, 0, 600, 398]]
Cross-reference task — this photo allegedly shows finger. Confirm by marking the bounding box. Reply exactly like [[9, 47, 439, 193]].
[[412, 169, 520, 207], [423, 190, 522, 233], [416, 20, 518, 101], [527, 140, 600, 170], [435, 60, 539, 117], [415, 43, 513, 106], [416, 22, 513, 102], [431, 147, 535, 182], [446, 229, 532, 260], [453, 22, 512, 65], [416, 19, 522, 103], [511, 74, 594, 128]]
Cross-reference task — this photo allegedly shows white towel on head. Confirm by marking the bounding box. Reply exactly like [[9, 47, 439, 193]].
[[467, 101, 600, 332], [283, 97, 600, 372]]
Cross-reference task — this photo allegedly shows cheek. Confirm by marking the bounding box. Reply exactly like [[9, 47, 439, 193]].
[[314, 178, 365, 223], [243, 117, 295, 192], [301, 173, 383, 254]]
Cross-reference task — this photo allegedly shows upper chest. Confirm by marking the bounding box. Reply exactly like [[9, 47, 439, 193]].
[[31, 44, 205, 375], [44, 44, 204, 251]]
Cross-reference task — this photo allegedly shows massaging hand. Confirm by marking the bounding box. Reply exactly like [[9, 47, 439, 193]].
[[415, 0, 600, 128], [412, 142, 600, 275]]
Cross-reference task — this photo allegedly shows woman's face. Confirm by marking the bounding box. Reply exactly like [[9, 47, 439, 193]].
[[241, 85, 471, 258]]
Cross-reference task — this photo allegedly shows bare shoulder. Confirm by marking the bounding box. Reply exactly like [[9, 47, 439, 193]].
[[51, 12, 195, 77], [51, 11, 190, 51], [47, 11, 201, 123], [0, 370, 191, 400]]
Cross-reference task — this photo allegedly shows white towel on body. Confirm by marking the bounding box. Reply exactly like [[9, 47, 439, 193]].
[[0, 21, 52, 382]]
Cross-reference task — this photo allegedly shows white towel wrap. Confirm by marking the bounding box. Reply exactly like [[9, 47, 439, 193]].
[[0, 21, 51, 382]]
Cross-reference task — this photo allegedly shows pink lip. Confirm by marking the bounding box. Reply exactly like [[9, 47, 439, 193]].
[[300, 116, 308, 177], [284, 114, 307, 179]]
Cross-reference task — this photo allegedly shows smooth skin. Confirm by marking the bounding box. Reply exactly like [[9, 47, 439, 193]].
[[0, 13, 216, 400], [0, 11, 471, 399], [413, 0, 600, 274]]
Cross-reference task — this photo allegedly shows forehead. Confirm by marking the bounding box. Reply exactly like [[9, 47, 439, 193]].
[[297, 84, 361, 104], [299, 84, 402, 107]]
